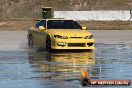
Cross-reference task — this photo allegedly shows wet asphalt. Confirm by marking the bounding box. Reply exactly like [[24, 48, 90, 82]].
[[0, 30, 132, 88]]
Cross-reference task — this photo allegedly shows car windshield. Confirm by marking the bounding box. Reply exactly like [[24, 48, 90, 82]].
[[47, 20, 82, 29]]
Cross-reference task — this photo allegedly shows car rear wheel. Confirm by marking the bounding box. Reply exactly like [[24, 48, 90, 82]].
[[46, 35, 51, 52], [28, 34, 33, 48]]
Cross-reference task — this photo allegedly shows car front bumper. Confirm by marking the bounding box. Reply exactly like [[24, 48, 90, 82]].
[[51, 39, 95, 50]]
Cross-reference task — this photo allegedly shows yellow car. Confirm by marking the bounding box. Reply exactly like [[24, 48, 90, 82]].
[[28, 19, 95, 51]]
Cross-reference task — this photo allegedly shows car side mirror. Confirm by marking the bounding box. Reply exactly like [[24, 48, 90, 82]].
[[39, 26, 45, 31], [82, 26, 87, 30]]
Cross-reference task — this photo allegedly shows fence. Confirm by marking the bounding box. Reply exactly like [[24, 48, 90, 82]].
[[54, 10, 132, 21]]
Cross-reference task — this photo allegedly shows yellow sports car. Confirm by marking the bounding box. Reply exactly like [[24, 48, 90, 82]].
[[28, 19, 95, 51]]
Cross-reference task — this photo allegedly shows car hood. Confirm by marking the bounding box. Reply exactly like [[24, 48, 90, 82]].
[[47, 29, 92, 37]]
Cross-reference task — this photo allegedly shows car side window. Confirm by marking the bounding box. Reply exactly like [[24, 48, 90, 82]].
[[35, 20, 46, 28]]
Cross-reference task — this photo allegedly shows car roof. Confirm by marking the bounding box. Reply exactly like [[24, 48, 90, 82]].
[[36, 18, 74, 21]]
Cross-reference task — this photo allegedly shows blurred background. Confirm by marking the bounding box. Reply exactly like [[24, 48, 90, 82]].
[[0, 0, 132, 19]]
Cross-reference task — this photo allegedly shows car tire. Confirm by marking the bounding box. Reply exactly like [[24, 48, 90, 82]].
[[28, 34, 33, 48], [46, 35, 51, 52]]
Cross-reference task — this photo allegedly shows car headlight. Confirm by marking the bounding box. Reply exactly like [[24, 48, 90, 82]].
[[84, 35, 94, 39], [54, 35, 68, 39]]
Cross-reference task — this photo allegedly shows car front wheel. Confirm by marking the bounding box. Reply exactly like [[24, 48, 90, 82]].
[[46, 35, 51, 52]]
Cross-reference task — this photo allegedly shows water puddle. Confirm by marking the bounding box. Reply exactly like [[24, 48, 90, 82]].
[[0, 43, 132, 88]]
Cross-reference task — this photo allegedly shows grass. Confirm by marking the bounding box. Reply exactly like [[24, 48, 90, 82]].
[[0, 21, 35, 31], [0, 20, 132, 31], [79, 21, 132, 30]]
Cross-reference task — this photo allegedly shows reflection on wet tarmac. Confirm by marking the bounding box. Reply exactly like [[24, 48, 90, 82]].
[[0, 44, 132, 88], [28, 51, 95, 79]]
